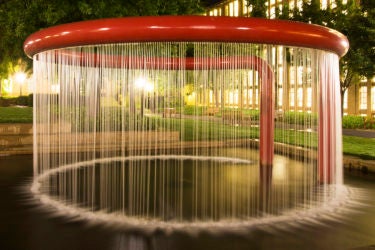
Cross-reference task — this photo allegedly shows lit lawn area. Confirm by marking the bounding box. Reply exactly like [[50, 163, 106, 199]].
[[0, 107, 33, 123], [159, 118, 375, 160], [342, 136, 375, 160]]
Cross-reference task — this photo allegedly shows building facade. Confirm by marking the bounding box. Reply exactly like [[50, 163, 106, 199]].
[[205, 0, 375, 117]]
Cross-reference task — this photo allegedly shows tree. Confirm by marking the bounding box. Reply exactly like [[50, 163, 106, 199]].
[[247, 0, 267, 18], [278, 0, 374, 115], [0, 0, 204, 80]]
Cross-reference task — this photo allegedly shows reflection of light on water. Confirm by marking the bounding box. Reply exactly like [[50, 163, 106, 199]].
[[272, 158, 287, 181]]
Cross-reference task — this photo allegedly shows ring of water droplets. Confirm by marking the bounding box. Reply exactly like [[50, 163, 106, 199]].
[[31, 155, 355, 230]]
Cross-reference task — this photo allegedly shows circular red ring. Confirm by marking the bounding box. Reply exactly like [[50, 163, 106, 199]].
[[24, 16, 349, 58]]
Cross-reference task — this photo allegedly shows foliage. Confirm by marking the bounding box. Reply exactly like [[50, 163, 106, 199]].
[[0, 94, 33, 107], [342, 135, 375, 160], [280, 0, 374, 115], [0, 107, 33, 123], [364, 117, 375, 130], [0, 0, 204, 80], [159, 117, 374, 159], [183, 105, 206, 116], [342, 115, 365, 129], [280, 111, 318, 125], [246, 0, 267, 17]]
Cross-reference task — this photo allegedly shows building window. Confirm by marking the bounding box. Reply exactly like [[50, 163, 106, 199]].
[[248, 89, 253, 105], [359, 86, 367, 110], [243, 0, 249, 15], [330, 0, 337, 9], [343, 90, 348, 110], [234, 0, 239, 16], [278, 88, 283, 107], [278, 67, 283, 86], [211, 9, 218, 16], [229, 1, 238, 16], [307, 87, 312, 108], [297, 0, 303, 11], [297, 87, 303, 107], [290, 88, 295, 107], [372, 86, 375, 111], [289, 67, 295, 85], [297, 66, 303, 85], [321, 0, 328, 9], [270, 6, 276, 19], [278, 46, 284, 64]]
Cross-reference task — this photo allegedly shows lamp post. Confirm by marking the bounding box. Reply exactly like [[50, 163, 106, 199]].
[[15, 72, 27, 96], [135, 77, 153, 116]]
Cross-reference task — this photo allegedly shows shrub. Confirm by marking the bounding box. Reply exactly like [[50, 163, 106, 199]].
[[364, 117, 375, 129], [342, 115, 365, 129], [0, 94, 33, 107], [281, 111, 318, 125], [242, 109, 260, 120], [183, 105, 205, 115]]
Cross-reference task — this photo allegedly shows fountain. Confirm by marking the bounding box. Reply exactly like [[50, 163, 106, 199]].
[[24, 16, 349, 227]]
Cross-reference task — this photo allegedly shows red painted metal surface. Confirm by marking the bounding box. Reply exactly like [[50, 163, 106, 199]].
[[24, 16, 349, 58]]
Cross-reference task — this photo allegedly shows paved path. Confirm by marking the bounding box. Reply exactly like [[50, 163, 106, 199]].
[[342, 129, 375, 138]]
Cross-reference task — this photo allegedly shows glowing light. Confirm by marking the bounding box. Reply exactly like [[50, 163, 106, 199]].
[[15, 72, 27, 84], [135, 77, 153, 92]]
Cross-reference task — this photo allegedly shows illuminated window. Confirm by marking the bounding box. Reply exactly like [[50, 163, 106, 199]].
[[289, 67, 295, 85], [270, 6, 276, 19], [229, 2, 234, 16], [233, 0, 239, 17], [289, 0, 295, 10], [307, 87, 312, 108], [209, 10, 214, 16], [278, 88, 283, 106], [321, 0, 328, 9], [248, 89, 253, 105], [331, 0, 337, 9], [297, 0, 303, 11], [359, 86, 367, 110], [343, 90, 348, 110], [272, 47, 276, 65], [371, 86, 375, 111], [342, 0, 347, 4], [290, 88, 295, 107], [255, 89, 259, 105], [243, 0, 249, 15], [248, 70, 253, 85], [297, 87, 303, 107], [278, 46, 284, 64], [297, 66, 303, 85], [278, 67, 283, 86], [225, 5, 229, 15]]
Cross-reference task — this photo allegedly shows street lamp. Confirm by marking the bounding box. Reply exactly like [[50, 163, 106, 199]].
[[15, 72, 27, 96], [135, 77, 154, 116]]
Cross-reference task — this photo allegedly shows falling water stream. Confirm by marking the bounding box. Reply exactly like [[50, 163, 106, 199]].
[[31, 42, 346, 227]]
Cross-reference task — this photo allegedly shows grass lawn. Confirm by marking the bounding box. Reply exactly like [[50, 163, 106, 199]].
[[157, 118, 375, 160], [342, 136, 375, 160], [0, 107, 373, 160], [0, 107, 33, 123]]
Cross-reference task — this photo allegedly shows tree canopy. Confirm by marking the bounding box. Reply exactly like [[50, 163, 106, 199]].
[[290, 0, 373, 90], [0, 0, 204, 78]]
